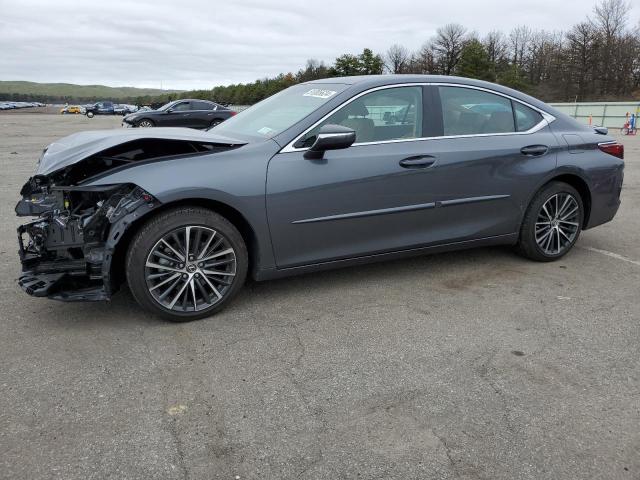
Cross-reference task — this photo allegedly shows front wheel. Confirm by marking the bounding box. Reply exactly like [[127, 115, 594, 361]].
[[516, 182, 584, 262], [126, 207, 248, 321], [137, 119, 154, 128]]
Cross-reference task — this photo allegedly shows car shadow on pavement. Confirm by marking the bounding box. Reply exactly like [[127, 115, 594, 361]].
[[29, 245, 534, 328]]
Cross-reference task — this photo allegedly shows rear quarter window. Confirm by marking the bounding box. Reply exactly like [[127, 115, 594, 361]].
[[514, 102, 544, 131]]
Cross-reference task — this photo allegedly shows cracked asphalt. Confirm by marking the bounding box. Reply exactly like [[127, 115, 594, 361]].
[[1, 114, 638, 480]]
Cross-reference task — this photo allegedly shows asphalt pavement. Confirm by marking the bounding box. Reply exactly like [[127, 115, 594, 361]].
[[0, 114, 638, 479]]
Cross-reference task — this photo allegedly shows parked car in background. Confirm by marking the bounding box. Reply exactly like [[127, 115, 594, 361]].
[[114, 104, 138, 115], [85, 101, 115, 117], [122, 99, 235, 129], [60, 105, 84, 114], [0, 101, 43, 110], [14, 75, 624, 321]]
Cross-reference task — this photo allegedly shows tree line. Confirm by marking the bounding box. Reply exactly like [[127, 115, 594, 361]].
[[184, 0, 639, 105]]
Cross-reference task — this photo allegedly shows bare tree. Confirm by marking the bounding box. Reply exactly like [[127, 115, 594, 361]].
[[509, 25, 533, 68], [590, 0, 631, 94], [592, 0, 630, 38], [566, 22, 599, 99], [405, 42, 437, 74], [433, 23, 467, 75], [483, 30, 508, 66], [385, 44, 410, 74]]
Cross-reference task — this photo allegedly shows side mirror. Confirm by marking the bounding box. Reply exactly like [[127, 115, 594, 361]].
[[166, 108, 174, 113], [304, 124, 356, 159]]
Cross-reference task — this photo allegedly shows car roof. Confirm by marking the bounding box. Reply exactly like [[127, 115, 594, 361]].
[[179, 98, 217, 104]]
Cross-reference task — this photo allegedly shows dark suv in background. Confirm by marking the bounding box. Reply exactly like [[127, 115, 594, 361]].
[[85, 101, 115, 117], [122, 99, 236, 129]]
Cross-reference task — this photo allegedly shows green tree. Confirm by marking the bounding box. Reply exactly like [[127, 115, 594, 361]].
[[331, 49, 384, 76], [457, 39, 495, 81], [359, 48, 384, 74], [497, 64, 531, 92], [331, 54, 362, 76]]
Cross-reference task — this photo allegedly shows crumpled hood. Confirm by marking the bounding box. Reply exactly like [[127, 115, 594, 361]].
[[36, 127, 246, 176]]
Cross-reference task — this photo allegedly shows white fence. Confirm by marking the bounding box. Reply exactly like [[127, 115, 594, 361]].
[[549, 101, 640, 128]]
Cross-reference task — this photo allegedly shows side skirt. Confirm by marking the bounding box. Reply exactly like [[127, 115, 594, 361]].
[[253, 233, 518, 281]]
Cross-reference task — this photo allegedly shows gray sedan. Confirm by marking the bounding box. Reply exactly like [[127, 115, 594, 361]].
[[16, 75, 624, 321]]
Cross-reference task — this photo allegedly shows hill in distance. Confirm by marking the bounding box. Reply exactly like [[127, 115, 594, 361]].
[[0, 80, 184, 102]]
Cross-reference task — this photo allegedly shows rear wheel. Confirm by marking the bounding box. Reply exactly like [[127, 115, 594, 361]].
[[126, 207, 248, 321], [516, 181, 584, 261], [137, 119, 154, 128], [209, 118, 224, 128]]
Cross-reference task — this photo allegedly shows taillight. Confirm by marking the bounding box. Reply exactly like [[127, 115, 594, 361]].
[[230, 111, 237, 116], [598, 142, 624, 159]]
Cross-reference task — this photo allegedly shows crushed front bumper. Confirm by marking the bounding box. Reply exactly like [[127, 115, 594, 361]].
[[17, 220, 108, 301], [16, 184, 158, 302]]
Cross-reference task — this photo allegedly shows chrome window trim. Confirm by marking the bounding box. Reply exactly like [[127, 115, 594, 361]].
[[280, 82, 556, 154]]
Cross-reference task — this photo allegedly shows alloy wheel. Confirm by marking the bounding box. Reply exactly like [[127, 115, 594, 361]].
[[138, 120, 153, 127], [144, 226, 237, 312], [535, 193, 580, 255]]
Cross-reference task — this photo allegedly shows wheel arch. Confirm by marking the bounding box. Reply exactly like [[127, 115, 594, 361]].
[[136, 117, 155, 126], [525, 172, 592, 229], [108, 197, 260, 292], [544, 173, 592, 227]]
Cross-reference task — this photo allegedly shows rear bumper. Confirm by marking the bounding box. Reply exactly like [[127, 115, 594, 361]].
[[584, 164, 624, 229]]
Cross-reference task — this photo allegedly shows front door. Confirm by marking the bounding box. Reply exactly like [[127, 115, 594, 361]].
[[163, 101, 192, 127], [267, 85, 446, 268]]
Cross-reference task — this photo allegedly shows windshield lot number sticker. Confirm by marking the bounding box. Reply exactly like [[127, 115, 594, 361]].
[[303, 89, 337, 99]]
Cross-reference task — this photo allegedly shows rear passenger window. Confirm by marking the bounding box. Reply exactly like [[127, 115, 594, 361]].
[[514, 102, 543, 131], [439, 86, 514, 135], [194, 101, 214, 110]]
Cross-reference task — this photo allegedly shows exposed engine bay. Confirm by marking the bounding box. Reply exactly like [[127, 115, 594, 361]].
[[16, 137, 239, 301]]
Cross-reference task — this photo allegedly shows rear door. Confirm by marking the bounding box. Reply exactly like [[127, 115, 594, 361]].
[[414, 85, 560, 238], [190, 101, 216, 128]]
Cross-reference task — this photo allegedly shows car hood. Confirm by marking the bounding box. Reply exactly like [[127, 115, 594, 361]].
[[36, 127, 246, 176]]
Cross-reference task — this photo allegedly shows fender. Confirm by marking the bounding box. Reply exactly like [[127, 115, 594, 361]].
[[85, 141, 281, 274]]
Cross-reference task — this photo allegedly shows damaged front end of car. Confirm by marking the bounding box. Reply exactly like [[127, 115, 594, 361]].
[[15, 132, 242, 301], [17, 178, 158, 301]]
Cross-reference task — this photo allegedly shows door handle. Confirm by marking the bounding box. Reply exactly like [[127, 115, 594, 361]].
[[521, 145, 548, 156], [399, 155, 436, 169]]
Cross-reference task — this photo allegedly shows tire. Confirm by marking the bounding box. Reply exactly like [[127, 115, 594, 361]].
[[209, 118, 223, 128], [86, 111, 94, 118], [516, 181, 584, 262], [137, 119, 154, 128], [125, 207, 248, 321]]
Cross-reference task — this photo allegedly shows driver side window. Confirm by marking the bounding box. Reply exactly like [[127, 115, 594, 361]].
[[297, 86, 423, 148], [172, 102, 191, 112]]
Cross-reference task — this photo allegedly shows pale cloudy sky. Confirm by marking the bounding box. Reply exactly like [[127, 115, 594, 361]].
[[0, 0, 638, 90]]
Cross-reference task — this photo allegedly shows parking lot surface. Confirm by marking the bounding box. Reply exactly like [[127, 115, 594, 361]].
[[1, 114, 638, 480]]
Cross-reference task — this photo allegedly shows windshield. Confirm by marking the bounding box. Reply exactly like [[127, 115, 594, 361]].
[[211, 83, 348, 140]]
